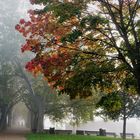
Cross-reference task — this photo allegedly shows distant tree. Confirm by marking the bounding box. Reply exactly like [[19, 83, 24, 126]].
[[67, 98, 95, 127], [97, 91, 140, 139], [0, 0, 27, 130], [15, 59, 98, 132], [14, 59, 44, 132], [15, 59, 69, 132], [0, 58, 22, 130]]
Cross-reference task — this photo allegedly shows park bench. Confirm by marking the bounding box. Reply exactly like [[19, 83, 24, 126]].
[[43, 129, 49, 134], [106, 132, 117, 138], [120, 133, 135, 139], [76, 130, 85, 135], [85, 130, 116, 137], [44, 129, 72, 135], [55, 130, 72, 135], [85, 130, 99, 136]]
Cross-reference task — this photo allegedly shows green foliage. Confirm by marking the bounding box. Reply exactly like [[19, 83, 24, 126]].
[[97, 91, 140, 120], [68, 98, 96, 126], [30, 0, 50, 5], [51, 3, 81, 23], [29, 75, 96, 124], [61, 30, 82, 43], [80, 15, 109, 29], [61, 60, 115, 99], [97, 92, 122, 120]]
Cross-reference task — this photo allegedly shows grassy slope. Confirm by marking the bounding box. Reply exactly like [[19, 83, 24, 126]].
[[27, 134, 125, 140]]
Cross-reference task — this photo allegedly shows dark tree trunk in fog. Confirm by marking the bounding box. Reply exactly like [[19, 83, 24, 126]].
[[122, 93, 127, 139], [30, 98, 45, 133], [26, 110, 31, 128], [31, 111, 38, 133], [36, 99, 44, 133], [7, 109, 12, 128], [122, 115, 127, 139], [0, 106, 8, 131]]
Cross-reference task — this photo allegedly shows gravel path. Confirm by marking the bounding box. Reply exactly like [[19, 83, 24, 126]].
[[0, 134, 26, 140], [0, 128, 29, 140]]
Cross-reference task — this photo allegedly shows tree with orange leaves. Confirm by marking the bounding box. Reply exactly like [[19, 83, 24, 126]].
[[16, 0, 140, 98]]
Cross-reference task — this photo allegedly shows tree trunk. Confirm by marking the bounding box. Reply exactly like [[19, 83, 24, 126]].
[[31, 110, 44, 133], [72, 125, 77, 134], [31, 111, 38, 133], [0, 106, 8, 131], [122, 116, 127, 139], [26, 110, 31, 128], [136, 76, 140, 95], [134, 65, 140, 95], [7, 109, 12, 128], [122, 93, 127, 139], [36, 101, 44, 133], [0, 115, 7, 131]]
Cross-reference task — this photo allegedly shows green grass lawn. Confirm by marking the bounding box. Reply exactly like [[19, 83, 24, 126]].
[[26, 134, 126, 140]]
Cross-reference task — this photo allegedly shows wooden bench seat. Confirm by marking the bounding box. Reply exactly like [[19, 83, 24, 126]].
[[76, 130, 85, 135], [120, 133, 135, 139], [43, 129, 72, 135], [55, 130, 72, 135], [106, 132, 117, 137], [85, 130, 99, 135]]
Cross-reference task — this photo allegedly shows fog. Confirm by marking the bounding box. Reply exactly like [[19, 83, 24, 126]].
[[0, 0, 140, 137], [0, 0, 30, 58]]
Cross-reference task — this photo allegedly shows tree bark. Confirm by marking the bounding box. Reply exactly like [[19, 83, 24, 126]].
[[31, 111, 38, 133], [7, 109, 12, 128], [36, 101, 44, 133], [122, 92, 127, 139], [26, 110, 31, 128], [31, 111, 44, 133], [0, 106, 8, 131], [122, 116, 127, 139]]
